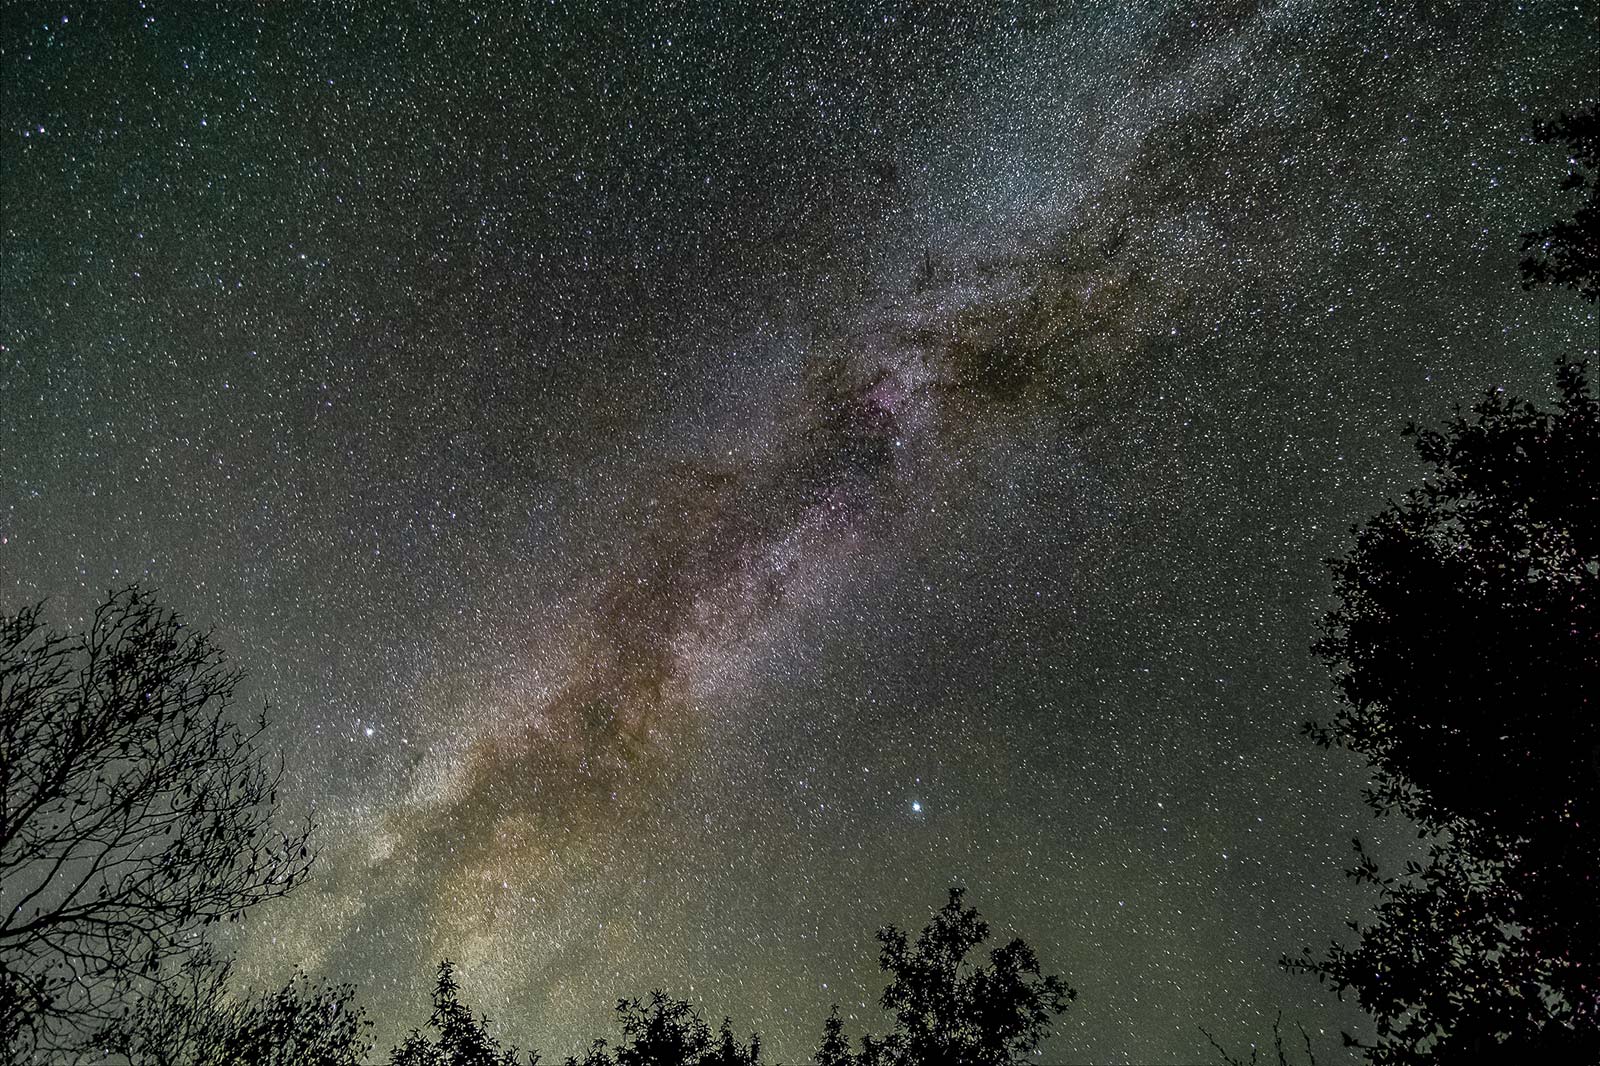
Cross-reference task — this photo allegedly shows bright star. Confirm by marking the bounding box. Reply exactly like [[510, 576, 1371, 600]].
[[911, 801, 922, 813]]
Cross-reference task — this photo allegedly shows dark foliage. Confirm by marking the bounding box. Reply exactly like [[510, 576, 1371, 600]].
[[1520, 102, 1600, 301], [817, 887, 1074, 1066], [0, 589, 316, 1061], [563, 990, 760, 1066], [814, 1008, 851, 1066], [390, 960, 538, 1066], [94, 948, 370, 1066], [1297, 361, 1600, 1062]]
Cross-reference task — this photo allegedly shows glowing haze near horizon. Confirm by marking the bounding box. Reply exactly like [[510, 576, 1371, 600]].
[[3, 3, 1595, 1062]]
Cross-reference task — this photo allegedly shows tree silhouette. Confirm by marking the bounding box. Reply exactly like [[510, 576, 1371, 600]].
[[1296, 360, 1599, 1062], [390, 960, 538, 1066], [1520, 102, 1600, 301], [814, 1008, 851, 1066], [816, 887, 1074, 1066], [1202, 1010, 1317, 1066], [563, 991, 760, 1066], [0, 589, 315, 1060], [93, 947, 371, 1065]]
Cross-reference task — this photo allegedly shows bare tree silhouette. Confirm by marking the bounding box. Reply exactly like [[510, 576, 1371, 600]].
[[0, 589, 315, 1060], [1202, 1010, 1317, 1066], [94, 947, 370, 1065]]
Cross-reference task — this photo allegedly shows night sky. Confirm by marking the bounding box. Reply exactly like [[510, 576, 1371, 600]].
[[3, 2, 1596, 1062]]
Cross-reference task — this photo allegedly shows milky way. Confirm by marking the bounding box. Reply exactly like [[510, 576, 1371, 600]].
[[3, 3, 1596, 1062]]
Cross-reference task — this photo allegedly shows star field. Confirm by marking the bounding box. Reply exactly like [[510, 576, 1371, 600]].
[[3, 2, 1596, 1062]]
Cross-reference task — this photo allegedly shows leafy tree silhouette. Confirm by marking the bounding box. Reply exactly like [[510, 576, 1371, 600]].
[[815, 1008, 851, 1066], [93, 947, 371, 1065], [1293, 359, 1599, 1062], [563, 990, 760, 1066], [815, 887, 1074, 1066], [1520, 102, 1600, 301], [390, 960, 538, 1066], [0, 589, 315, 1061]]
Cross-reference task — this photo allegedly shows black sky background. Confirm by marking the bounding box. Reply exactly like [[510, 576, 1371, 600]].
[[3, 2, 1597, 1062]]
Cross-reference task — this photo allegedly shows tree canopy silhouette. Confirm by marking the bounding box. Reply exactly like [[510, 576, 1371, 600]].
[[1296, 360, 1599, 1061], [1520, 102, 1600, 301], [390, 960, 538, 1066], [815, 886, 1074, 1066], [0, 589, 315, 1061], [564, 990, 761, 1066], [94, 948, 371, 1066]]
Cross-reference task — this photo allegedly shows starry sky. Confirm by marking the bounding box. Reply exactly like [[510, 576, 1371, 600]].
[[3, 2, 1596, 1062]]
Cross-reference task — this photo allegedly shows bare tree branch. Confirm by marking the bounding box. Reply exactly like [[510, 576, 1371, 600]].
[[0, 589, 316, 1061]]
